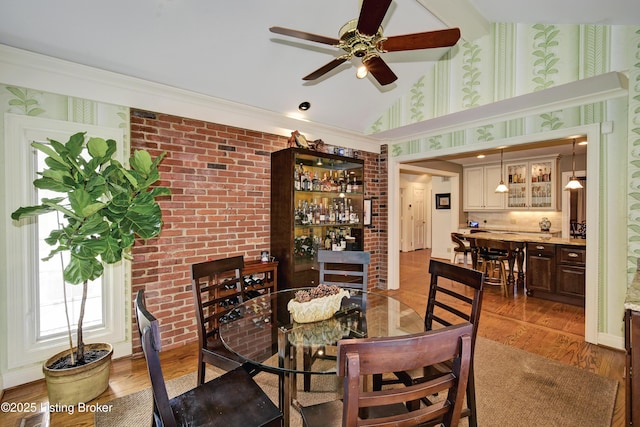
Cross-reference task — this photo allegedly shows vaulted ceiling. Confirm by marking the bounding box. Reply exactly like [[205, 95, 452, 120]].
[[0, 0, 637, 135]]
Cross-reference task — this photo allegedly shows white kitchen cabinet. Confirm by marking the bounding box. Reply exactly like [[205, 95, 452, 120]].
[[505, 156, 557, 210], [463, 164, 505, 210]]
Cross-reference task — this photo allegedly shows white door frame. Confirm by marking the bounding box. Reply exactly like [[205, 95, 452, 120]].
[[388, 124, 605, 346]]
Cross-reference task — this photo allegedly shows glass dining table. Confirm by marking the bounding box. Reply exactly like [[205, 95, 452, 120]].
[[218, 288, 425, 427]]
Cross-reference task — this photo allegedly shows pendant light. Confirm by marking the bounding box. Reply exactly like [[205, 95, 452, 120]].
[[495, 149, 509, 193], [564, 139, 584, 190]]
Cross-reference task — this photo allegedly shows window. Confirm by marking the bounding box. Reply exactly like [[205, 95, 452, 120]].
[[3, 114, 128, 377], [35, 148, 103, 338]]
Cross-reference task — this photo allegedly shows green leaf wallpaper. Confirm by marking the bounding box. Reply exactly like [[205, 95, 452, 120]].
[[378, 23, 632, 153], [1, 85, 130, 151], [375, 23, 640, 333], [629, 28, 640, 275]]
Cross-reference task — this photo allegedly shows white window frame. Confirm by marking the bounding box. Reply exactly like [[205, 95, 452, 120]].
[[3, 114, 129, 386]]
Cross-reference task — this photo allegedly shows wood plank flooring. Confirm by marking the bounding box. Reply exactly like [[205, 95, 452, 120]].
[[0, 249, 626, 426], [394, 250, 626, 426]]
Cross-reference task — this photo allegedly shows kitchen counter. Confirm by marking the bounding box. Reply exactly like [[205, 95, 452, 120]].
[[459, 226, 562, 237], [465, 231, 586, 247], [466, 232, 587, 305]]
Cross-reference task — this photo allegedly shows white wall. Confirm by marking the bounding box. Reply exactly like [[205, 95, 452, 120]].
[[431, 177, 453, 259]]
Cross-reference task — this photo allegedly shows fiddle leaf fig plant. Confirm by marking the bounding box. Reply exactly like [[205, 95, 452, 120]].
[[11, 132, 170, 366]]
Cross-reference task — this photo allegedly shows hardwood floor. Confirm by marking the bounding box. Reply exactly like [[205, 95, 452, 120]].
[[393, 249, 626, 426], [0, 249, 626, 426]]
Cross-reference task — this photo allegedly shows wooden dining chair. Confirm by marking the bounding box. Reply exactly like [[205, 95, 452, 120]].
[[374, 258, 485, 427], [303, 250, 371, 391], [300, 322, 473, 427], [317, 249, 370, 291], [134, 290, 283, 427], [191, 256, 252, 384]]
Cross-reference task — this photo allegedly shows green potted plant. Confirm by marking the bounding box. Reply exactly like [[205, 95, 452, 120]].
[[11, 132, 170, 405]]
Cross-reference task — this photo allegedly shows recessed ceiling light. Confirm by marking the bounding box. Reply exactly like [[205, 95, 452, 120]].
[[298, 102, 310, 111]]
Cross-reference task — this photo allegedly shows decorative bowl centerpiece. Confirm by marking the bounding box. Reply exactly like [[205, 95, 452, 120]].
[[287, 284, 350, 324]]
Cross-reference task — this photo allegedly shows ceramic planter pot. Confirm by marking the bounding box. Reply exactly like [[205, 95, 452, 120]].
[[42, 342, 113, 405]]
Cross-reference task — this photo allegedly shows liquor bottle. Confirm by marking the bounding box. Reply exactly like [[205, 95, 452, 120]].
[[312, 172, 320, 191], [301, 168, 309, 191], [321, 173, 331, 192], [294, 165, 300, 191], [344, 198, 350, 223], [328, 204, 336, 224]]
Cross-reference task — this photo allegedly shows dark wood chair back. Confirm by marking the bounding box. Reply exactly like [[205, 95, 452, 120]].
[[302, 323, 473, 427], [135, 290, 180, 426], [424, 259, 485, 426], [317, 249, 370, 291], [191, 256, 246, 382]]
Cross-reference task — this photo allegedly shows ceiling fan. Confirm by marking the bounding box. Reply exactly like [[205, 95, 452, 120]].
[[269, 0, 461, 86]]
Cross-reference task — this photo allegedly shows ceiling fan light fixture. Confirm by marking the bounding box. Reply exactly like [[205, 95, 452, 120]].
[[356, 65, 368, 79], [270, 0, 460, 86]]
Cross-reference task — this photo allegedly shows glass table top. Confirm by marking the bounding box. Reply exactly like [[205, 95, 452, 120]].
[[218, 288, 424, 374]]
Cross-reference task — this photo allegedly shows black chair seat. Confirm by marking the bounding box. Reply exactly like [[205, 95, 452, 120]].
[[135, 290, 283, 427], [170, 367, 282, 427]]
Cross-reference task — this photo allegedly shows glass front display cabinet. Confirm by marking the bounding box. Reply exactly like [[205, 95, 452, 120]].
[[270, 147, 364, 289], [505, 157, 556, 210]]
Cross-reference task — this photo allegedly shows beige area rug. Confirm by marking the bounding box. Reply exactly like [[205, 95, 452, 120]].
[[96, 337, 618, 427]]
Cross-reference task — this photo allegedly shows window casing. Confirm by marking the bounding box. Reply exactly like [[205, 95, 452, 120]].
[[3, 114, 127, 373]]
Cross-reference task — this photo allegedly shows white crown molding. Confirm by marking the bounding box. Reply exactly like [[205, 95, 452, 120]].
[[0, 44, 629, 151], [0, 44, 380, 154]]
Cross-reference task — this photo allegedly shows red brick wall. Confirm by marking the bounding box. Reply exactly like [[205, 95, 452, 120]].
[[129, 109, 386, 353]]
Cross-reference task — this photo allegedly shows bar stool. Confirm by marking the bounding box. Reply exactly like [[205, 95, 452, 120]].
[[474, 238, 510, 297], [451, 232, 471, 267]]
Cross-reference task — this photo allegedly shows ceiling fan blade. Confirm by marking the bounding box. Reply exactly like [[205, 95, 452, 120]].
[[356, 0, 392, 36], [303, 57, 348, 80], [364, 56, 397, 86], [380, 28, 461, 52], [269, 26, 340, 46]]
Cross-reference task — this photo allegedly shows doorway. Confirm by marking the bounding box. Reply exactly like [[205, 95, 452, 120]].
[[399, 172, 430, 252], [388, 124, 605, 346]]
